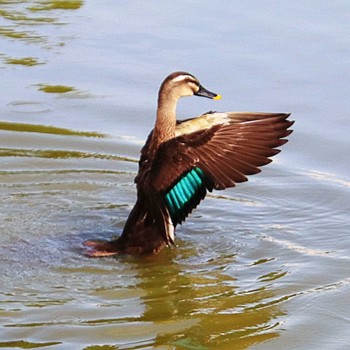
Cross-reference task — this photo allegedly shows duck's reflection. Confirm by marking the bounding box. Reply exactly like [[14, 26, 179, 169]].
[[125, 242, 286, 349]]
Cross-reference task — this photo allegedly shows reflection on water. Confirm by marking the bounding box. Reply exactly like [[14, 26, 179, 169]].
[[36, 84, 75, 93], [133, 252, 285, 349], [29, 1, 83, 11], [0, 0, 83, 67], [5, 56, 44, 66], [0, 120, 106, 137], [1, 0, 350, 349], [0, 216, 287, 350]]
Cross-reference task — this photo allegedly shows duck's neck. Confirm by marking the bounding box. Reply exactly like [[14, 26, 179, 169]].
[[151, 95, 178, 147]]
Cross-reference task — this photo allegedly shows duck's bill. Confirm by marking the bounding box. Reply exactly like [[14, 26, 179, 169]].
[[195, 85, 221, 100]]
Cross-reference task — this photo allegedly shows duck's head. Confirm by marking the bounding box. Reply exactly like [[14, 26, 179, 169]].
[[158, 71, 221, 102]]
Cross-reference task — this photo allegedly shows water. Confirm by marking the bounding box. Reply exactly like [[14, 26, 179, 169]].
[[1, 1, 350, 349]]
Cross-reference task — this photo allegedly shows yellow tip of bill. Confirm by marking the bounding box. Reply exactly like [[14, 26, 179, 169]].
[[213, 94, 222, 100]]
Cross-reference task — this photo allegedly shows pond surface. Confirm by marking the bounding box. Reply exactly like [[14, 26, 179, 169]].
[[1, 1, 350, 349]]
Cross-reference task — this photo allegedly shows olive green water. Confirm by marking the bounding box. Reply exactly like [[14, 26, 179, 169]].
[[1, 1, 350, 349]]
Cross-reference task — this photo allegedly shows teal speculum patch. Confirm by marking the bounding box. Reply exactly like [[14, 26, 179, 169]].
[[165, 167, 205, 222]]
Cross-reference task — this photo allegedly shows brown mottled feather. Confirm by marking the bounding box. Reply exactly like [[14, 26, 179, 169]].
[[151, 113, 293, 193]]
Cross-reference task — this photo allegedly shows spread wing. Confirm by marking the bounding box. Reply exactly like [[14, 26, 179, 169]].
[[150, 112, 293, 226]]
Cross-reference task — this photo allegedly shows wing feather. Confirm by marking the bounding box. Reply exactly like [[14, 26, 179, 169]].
[[149, 112, 293, 225]]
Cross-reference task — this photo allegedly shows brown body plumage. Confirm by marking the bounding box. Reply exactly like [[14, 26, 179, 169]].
[[84, 72, 293, 257]]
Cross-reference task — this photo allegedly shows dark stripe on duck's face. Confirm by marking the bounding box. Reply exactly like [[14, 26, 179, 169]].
[[165, 167, 205, 221]]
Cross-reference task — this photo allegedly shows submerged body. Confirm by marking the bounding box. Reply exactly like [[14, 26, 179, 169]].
[[84, 72, 293, 256]]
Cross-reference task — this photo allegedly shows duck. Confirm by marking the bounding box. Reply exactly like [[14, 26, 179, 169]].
[[84, 71, 293, 257]]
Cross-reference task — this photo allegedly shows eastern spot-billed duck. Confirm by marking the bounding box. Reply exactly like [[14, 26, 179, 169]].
[[84, 71, 293, 256]]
